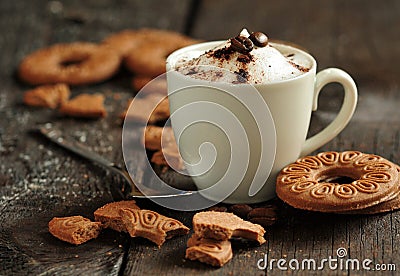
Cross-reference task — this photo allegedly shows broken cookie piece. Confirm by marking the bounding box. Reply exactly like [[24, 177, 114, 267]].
[[120, 94, 169, 124], [94, 200, 140, 232], [119, 208, 189, 247], [59, 93, 107, 118], [151, 144, 185, 171], [185, 234, 233, 267], [48, 216, 102, 245], [142, 125, 185, 171], [193, 211, 266, 245], [142, 125, 176, 151], [23, 83, 70, 109]]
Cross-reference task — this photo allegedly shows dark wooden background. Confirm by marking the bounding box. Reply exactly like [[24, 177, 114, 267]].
[[1, 0, 399, 275]]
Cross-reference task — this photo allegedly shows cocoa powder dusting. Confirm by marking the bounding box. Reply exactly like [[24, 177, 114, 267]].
[[185, 68, 198, 75], [237, 54, 253, 63], [288, 60, 310, 73], [207, 46, 235, 61]]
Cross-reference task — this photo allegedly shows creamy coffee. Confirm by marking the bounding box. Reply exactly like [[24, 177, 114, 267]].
[[173, 29, 311, 84], [166, 36, 357, 205]]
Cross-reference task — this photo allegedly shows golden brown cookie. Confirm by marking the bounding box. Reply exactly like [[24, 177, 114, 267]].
[[340, 192, 400, 215], [131, 75, 151, 91], [23, 83, 70, 109], [59, 93, 107, 118], [102, 29, 143, 58], [142, 125, 183, 171], [124, 29, 199, 76], [185, 234, 233, 267], [276, 151, 400, 213], [340, 165, 400, 214], [103, 28, 187, 59], [142, 125, 176, 151], [48, 216, 102, 245], [94, 200, 140, 232], [192, 211, 266, 244], [18, 42, 120, 85], [120, 94, 169, 124], [151, 144, 185, 171], [119, 208, 189, 247]]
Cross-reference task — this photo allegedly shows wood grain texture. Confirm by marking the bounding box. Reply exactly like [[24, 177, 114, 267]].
[[1, 0, 400, 275], [0, 0, 191, 275]]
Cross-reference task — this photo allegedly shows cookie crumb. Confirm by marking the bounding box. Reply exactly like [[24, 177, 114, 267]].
[[59, 93, 107, 118]]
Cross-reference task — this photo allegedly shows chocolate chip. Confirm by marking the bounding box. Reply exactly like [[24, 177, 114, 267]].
[[230, 36, 253, 53], [249, 32, 268, 47], [228, 204, 253, 219]]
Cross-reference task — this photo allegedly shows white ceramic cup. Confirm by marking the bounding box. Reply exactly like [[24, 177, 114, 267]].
[[166, 41, 357, 204]]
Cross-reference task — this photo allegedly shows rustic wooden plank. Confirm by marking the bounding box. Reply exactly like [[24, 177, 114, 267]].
[[1, 0, 400, 275], [0, 0, 191, 275], [190, 1, 400, 276]]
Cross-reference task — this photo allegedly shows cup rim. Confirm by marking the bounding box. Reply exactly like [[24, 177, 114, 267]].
[[166, 40, 317, 85]]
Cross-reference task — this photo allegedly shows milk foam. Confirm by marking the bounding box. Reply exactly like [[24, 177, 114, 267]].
[[175, 29, 311, 84]]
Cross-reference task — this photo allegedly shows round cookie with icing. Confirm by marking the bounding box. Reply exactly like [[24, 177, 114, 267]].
[[276, 151, 400, 213], [339, 165, 400, 215]]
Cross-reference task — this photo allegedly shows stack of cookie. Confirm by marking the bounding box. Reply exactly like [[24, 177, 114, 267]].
[[141, 125, 185, 171], [109, 29, 198, 127], [276, 151, 400, 214], [185, 211, 266, 267], [107, 30, 200, 170]]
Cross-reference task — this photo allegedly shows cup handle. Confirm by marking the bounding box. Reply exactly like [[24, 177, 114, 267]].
[[300, 68, 358, 156]]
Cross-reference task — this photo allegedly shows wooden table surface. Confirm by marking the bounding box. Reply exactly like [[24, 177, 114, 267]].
[[1, 0, 399, 275]]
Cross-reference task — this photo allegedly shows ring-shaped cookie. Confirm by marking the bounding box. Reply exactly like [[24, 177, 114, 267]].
[[102, 30, 144, 58], [124, 30, 199, 76], [18, 42, 120, 85], [276, 151, 399, 212], [102, 29, 158, 58]]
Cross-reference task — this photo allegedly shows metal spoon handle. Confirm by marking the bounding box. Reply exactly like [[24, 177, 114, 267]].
[[39, 126, 116, 169], [38, 125, 194, 199]]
